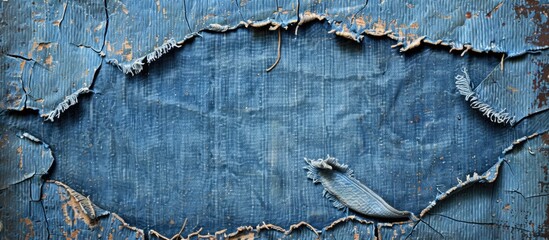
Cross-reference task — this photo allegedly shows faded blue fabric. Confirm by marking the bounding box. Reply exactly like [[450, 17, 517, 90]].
[[2, 0, 549, 238], [2, 23, 547, 238]]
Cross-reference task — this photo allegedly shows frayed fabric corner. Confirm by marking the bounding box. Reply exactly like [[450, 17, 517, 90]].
[[304, 156, 413, 219], [45, 87, 92, 122], [455, 67, 516, 125]]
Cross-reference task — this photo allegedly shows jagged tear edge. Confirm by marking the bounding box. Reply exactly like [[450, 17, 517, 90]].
[[419, 129, 548, 217], [42, 87, 92, 122], [0, 131, 54, 190], [17, 132, 545, 239], [107, 34, 197, 76], [419, 157, 504, 217], [455, 67, 516, 126], [44, 180, 145, 237], [149, 216, 383, 239], [107, 13, 549, 76], [4, 130, 146, 238]]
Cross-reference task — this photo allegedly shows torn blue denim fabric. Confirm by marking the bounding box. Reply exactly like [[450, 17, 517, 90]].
[[1, 0, 549, 239]]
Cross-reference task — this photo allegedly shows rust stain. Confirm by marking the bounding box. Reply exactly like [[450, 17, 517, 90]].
[[538, 92, 549, 108], [94, 22, 103, 32], [20, 61, 26, 72], [203, 13, 216, 21], [116, 39, 133, 58], [533, 63, 548, 108], [507, 86, 520, 93], [0, 133, 10, 149], [542, 133, 549, 145], [67, 192, 95, 226], [17, 145, 23, 169], [373, 18, 387, 35], [62, 202, 73, 226], [228, 232, 254, 240], [409, 22, 419, 29], [53, 181, 98, 226], [541, 204, 549, 238], [108, 233, 113, 240], [20, 218, 35, 240], [33, 42, 52, 51], [465, 11, 472, 19], [45, 55, 53, 66], [106, 41, 113, 52], [123, 39, 132, 50], [355, 16, 366, 27], [514, 0, 549, 46], [69, 229, 80, 240], [503, 203, 511, 211], [121, 4, 129, 14]]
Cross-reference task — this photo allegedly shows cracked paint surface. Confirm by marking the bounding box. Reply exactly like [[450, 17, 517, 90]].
[[0, 126, 144, 239], [2, 0, 549, 119], [1, 0, 549, 239]]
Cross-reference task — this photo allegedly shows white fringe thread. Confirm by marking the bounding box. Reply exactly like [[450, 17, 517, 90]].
[[455, 67, 515, 125], [109, 38, 179, 76], [45, 87, 91, 122]]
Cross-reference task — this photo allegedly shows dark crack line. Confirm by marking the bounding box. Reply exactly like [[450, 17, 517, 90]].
[[419, 218, 444, 239], [100, 0, 109, 53], [182, 0, 193, 33], [5, 54, 49, 70], [404, 220, 421, 240], [502, 158, 515, 177], [429, 213, 534, 234], [89, 60, 103, 90], [486, 1, 504, 18], [57, 2, 68, 28], [233, 0, 247, 23], [351, 0, 369, 23], [505, 189, 527, 200], [296, 0, 300, 23], [5, 53, 34, 62], [70, 42, 102, 54], [38, 183, 52, 239], [506, 189, 549, 199], [526, 193, 549, 199], [21, 61, 35, 109], [516, 108, 549, 126]]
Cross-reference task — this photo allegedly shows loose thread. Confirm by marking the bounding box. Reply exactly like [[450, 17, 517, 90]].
[[266, 29, 282, 72]]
